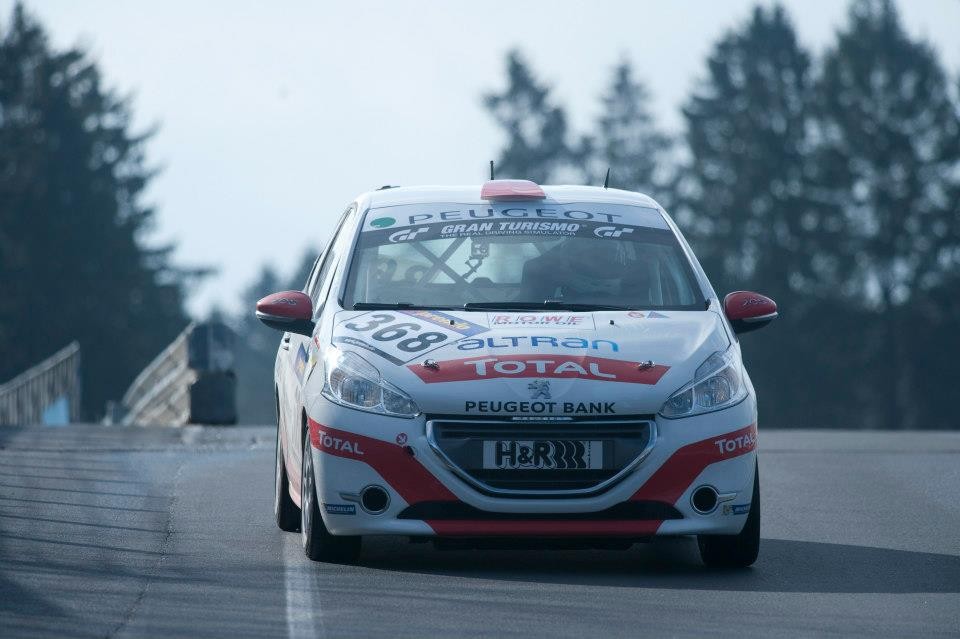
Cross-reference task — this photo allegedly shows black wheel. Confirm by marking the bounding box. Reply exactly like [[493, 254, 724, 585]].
[[697, 460, 760, 568], [274, 417, 300, 532], [300, 429, 361, 563]]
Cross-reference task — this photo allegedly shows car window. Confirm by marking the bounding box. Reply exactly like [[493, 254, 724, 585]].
[[306, 204, 356, 316], [343, 203, 702, 310]]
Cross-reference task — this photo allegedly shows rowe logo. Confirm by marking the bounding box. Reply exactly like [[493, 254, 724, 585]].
[[407, 354, 669, 385]]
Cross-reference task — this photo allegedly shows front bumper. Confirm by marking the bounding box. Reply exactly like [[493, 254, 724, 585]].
[[306, 395, 757, 538]]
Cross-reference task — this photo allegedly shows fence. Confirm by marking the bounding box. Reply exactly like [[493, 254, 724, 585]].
[[0, 342, 81, 426]]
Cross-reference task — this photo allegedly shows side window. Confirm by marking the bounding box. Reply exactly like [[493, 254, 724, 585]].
[[306, 204, 356, 315]]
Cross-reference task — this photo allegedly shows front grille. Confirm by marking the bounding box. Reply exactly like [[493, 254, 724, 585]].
[[426, 417, 656, 498]]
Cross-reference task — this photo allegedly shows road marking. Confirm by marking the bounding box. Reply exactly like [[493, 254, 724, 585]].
[[284, 534, 325, 639]]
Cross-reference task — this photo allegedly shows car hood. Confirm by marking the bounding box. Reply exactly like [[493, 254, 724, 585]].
[[329, 309, 730, 418]]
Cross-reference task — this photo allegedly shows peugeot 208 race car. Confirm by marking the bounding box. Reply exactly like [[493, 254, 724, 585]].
[[257, 180, 777, 567]]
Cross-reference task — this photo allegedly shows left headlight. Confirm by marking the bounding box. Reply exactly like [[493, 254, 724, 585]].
[[320, 347, 420, 418], [659, 347, 747, 418]]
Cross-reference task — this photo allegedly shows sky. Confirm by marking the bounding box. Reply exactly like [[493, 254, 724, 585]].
[[3, 0, 959, 317]]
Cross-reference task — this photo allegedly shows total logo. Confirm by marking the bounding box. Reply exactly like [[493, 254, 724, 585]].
[[316, 432, 365, 456], [593, 226, 634, 238], [407, 354, 669, 385], [713, 432, 757, 455], [389, 227, 430, 243]]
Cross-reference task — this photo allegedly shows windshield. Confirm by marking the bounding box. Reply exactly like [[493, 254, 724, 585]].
[[343, 203, 704, 310]]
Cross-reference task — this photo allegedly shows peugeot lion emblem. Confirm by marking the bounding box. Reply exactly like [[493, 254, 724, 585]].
[[528, 379, 551, 400]]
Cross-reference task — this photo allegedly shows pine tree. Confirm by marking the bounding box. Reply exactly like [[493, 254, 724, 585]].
[[591, 60, 671, 198], [813, 0, 960, 428], [0, 4, 191, 417], [679, 5, 818, 301], [484, 51, 572, 183]]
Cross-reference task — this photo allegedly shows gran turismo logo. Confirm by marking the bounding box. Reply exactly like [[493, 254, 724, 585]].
[[528, 379, 551, 399], [593, 226, 634, 238], [370, 216, 396, 228], [388, 227, 430, 243]]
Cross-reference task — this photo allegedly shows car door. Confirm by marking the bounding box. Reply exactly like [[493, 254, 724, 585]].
[[277, 204, 357, 478]]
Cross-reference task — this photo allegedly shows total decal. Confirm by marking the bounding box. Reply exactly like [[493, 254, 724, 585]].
[[333, 310, 488, 366], [408, 354, 669, 384]]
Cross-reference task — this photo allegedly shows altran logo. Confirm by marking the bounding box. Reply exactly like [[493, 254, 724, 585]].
[[593, 226, 635, 238], [388, 227, 430, 243]]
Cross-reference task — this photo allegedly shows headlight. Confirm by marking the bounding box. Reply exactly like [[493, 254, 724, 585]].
[[321, 347, 420, 418], [659, 347, 747, 418]]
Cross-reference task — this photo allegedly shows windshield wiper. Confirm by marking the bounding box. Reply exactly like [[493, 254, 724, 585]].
[[352, 302, 459, 310], [462, 301, 634, 312]]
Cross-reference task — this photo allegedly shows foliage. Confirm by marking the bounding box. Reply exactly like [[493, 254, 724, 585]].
[[0, 3, 192, 418]]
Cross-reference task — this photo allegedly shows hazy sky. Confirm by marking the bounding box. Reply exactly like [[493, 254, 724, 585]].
[[4, 1, 959, 316]]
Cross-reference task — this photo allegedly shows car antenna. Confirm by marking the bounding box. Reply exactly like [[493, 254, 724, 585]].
[[489, 160, 495, 180], [603, 167, 611, 189]]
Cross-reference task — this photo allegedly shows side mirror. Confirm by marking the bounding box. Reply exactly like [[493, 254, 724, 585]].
[[723, 291, 778, 335], [256, 291, 315, 337]]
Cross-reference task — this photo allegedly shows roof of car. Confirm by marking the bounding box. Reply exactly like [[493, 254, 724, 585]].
[[364, 184, 663, 210]]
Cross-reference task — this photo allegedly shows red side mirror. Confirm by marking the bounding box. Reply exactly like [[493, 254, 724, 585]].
[[723, 291, 778, 335], [256, 291, 315, 336]]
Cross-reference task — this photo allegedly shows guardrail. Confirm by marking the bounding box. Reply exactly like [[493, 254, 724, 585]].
[[0, 342, 81, 426], [118, 322, 236, 426]]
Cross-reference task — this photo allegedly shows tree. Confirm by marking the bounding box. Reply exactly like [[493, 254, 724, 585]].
[[0, 4, 191, 418], [675, 5, 862, 428], [591, 60, 672, 198], [484, 51, 574, 183], [813, 0, 960, 428]]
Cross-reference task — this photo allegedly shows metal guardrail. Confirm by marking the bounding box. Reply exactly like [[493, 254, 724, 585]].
[[0, 342, 81, 426], [119, 322, 236, 426]]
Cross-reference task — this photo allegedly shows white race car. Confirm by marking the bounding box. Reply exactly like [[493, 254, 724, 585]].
[[257, 180, 777, 567]]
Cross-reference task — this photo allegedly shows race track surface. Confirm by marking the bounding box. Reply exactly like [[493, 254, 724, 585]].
[[1, 425, 958, 638]]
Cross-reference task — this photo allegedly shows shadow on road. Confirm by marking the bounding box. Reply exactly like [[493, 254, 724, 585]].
[[356, 536, 960, 594]]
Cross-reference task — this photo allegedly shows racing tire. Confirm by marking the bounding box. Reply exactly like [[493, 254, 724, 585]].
[[274, 421, 300, 532], [697, 459, 760, 568], [300, 430, 362, 563]]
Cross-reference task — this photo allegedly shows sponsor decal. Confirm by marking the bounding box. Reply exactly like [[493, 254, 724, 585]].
[[528, 379, 551, 399], [388, 227, 430, 243], [647, 311, 668, 319], [488, 313, 595, 329], [409, 354, 669, 385], [294, 344, 308, 382], [323, 503, 357, 515], [627, 311, 645, 318], [457, 335, 618, 352], [482, 440, 603, 470], [315, 432, 365, 456], [395, 432, 408, 446], [465, 400, 616, 415], [361, 203, 669, 235], [593, 226, 634, 238], [713, 431, 758, 455], [334, 310, 487, 365], [722, 503, 751, 516]]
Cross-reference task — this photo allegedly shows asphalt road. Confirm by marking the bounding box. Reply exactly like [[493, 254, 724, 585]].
[[1, 425, 958, 638]]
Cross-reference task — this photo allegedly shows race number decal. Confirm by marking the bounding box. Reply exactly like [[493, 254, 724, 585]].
[[334, 310, 487, 365]]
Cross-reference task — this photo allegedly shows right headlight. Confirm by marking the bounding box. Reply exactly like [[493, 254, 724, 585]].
[[659, 347, 747, 418], [321, 347, 420, 418]]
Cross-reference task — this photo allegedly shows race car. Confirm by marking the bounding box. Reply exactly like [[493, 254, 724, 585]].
[[257, 180, 777, 567]]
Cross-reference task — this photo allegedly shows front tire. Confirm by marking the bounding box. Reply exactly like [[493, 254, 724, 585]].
[[300, 429, 361, 563], [274, 419, 300, 532], [697, 459, 760, 568]]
